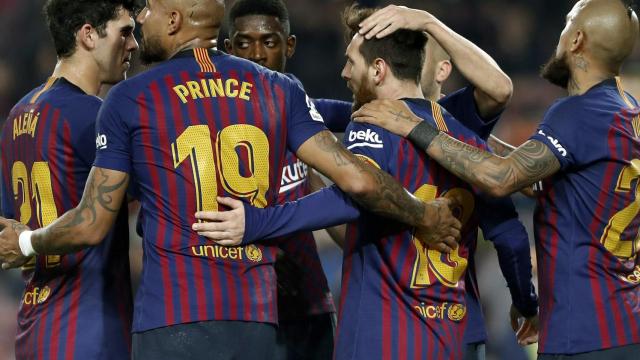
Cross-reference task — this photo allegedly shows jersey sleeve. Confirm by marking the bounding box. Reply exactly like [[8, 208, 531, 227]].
[[313, 98, 352, 132], [93, 87, 133, 173], [438, 86, 499, 141], [342, 121, 390, 172], [478, 196, 538, 317], [528, 99, 581, 170], [285, 81, 330, 153], [67, 98, 101, 168]]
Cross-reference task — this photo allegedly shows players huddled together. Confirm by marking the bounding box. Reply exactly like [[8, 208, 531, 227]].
[[0, 0, 639, 359]]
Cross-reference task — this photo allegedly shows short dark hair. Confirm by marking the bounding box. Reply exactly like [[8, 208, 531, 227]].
[[44, 0, 140, 58], [227, 0, 291, 35], [343, 4, 427, 84]]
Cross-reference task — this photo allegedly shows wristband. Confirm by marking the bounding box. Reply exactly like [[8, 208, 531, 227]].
[[406, 121, 441, 151], [18, 231, 37, 257]]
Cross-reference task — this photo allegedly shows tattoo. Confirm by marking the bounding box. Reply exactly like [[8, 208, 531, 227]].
[[487, 135, 516, 157], [33, 169, 128, 254], [428, 135, 560, 196], [390, 110, 414, 123], [575, 55, 588, 72], [313, 131, 358, 167]]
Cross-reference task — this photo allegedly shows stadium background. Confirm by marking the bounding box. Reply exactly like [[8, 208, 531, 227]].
[[0, 0, 639, 359]]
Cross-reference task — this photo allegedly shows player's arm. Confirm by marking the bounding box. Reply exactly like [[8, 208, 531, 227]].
[[0, 167, 128, 269], [307, 168, 347, 249], [296, 130, 461, 247], [352, 100, 561, 197], [358, 5, 512, 118], [487, 136, 537, 198]]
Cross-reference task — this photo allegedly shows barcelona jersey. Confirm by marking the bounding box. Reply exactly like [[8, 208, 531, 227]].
[[0, 77, 132, 360], [336, 98, 487, 360], [93, 49, 327, 332], [529, 78, 640, 354]]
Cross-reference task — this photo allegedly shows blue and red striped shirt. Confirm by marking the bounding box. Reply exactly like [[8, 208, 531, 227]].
[[335, 98, 487, 360], [529, 78, 640, 354], [0, 77, 132, 360], [93, 49, 327, 332]]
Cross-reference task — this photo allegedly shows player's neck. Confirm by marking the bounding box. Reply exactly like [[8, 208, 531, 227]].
[[377, 81, 425, 101], [169, 31, 219, 57], [568, 66, 615, 96], [51, 57, 101, 96]]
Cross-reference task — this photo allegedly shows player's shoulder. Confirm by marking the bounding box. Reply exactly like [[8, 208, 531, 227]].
[[407, 98, 485, 146]]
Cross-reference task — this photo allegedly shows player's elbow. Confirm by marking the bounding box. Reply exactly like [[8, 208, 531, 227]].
[[485, 184, 514, 198], [337, 173, 378, 199], [493, 76, 513, 107]]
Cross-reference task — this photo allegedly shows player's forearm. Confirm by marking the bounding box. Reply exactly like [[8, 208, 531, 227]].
[[243, 185, 360, 243], [31, 168, 129, 254], [423, 16, 512, 111], [489, 220, 538, 317], [488, 135, 517, 157]]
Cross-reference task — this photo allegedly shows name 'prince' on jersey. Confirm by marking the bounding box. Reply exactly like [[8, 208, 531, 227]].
[[93, 48, 327, 332], [336, 98, 487, 360]]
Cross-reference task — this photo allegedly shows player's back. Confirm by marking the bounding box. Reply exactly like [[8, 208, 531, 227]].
[[337, 98, 486, 360], [94, 49, 326, 333], [530, 78, 640, 354], [0, 78, 132, 360]]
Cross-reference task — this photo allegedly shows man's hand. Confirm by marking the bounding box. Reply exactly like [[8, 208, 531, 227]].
[[418, 197, 462, 253], [358, 5, 432, 39], [192, 197, 245, 246], [0, 218, 32, 270], [352, 99, 421, 137], [510, 305, 539, 346]]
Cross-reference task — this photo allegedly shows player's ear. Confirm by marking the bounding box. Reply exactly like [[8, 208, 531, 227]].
[[77, 24, 97, 51], [224, 38, 232, 53], [569, 29, 584, 53], [372, 58, 386, 85], [435, 60, 452, 83], [167, 10, 182, 35], [286, 35, 297, 59]]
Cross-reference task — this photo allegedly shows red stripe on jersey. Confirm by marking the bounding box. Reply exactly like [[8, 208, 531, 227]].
[[196, 72, 225, 319], [162, 74, 192, 324], [145, 83, 176, 325], [228, 70, 257, 321], [61, 122, 80, 360], [176, 72, 208, 321], [47, 110, 64, 360]]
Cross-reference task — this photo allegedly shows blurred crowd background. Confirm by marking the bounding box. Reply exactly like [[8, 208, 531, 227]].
[[1, 0, 640, 359]]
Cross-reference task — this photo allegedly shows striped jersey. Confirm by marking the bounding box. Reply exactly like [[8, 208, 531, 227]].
[[0, 77, 132, 360], [93, 49, 327, 332], [529, 78, 640, 354], [273, 74, 335, 320], [336, 98, 486, 360]]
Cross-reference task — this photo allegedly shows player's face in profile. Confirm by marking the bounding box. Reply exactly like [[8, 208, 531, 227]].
[[225, 15, 294, 73], [541, 4, 579, 89], [136, 1, 170, 64], [93, 8, 138, 84], [342, 35, 376, 112]]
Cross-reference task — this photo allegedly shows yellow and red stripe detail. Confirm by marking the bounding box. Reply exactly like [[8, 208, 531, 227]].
[[193, 48, 217, 73]]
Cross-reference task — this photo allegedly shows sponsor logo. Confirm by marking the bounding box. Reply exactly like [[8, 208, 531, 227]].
[[280, 159, 308, 193], [191, 244, 263, 263], [306, 95, 324, 122], [246, 245, 263, 262], [347, 129, 383, 150], [414, 302, 466, 322], [537, 129, 567, 157], [96, 134, 108, 150], [23, 286, 51, 305]]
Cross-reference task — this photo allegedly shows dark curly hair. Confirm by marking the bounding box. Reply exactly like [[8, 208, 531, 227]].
[[44, 0, 140, 58]]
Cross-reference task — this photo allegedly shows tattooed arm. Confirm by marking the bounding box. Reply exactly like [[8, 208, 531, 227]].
[[296, 130, 461, 249], [0, 167, 128, 269], [352, 100, 561, 197]]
